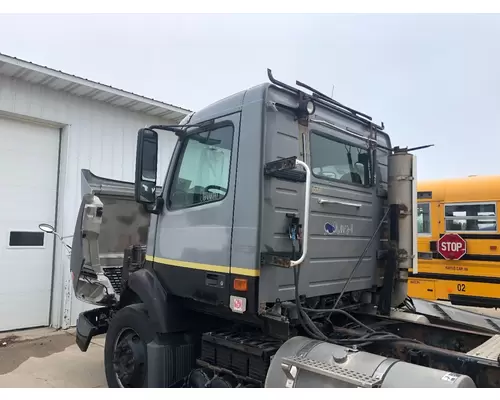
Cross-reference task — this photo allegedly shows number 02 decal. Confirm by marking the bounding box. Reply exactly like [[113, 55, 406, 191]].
[[457, 283, 466, 292]]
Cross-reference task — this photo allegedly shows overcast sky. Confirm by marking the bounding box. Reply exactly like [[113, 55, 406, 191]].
[[0, 13, 498, 180]]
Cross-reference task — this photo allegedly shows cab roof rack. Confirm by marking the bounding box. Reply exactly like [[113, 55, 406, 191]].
[[267, 68, 384, 131]]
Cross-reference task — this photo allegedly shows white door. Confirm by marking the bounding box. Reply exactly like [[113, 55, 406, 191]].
[[0, 117, 60, 332]]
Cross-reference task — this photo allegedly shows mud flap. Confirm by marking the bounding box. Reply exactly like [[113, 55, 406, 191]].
[[75, 307, 111, 352]]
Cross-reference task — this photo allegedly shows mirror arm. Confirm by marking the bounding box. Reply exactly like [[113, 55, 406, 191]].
[[148, 124, 206, 138], [142, 197, 164, 215]]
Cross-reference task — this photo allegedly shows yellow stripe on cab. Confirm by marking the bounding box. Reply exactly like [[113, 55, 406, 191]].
[[145, 255, 260, 277]]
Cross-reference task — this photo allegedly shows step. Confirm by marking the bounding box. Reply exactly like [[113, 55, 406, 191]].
[[280, 355, 382, 388]]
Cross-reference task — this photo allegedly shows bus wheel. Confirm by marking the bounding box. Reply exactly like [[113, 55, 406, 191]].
[[104, 304, 154, 388]]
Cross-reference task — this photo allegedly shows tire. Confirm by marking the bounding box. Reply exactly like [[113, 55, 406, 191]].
[[104, 304, 155, 388]]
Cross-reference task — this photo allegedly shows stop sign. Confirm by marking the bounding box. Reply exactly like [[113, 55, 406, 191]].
[[438, 233, 467, 260]]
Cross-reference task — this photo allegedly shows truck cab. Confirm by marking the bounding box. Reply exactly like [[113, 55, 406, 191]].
[[58, 70, 500, 389], [71, 71, 403, 318]]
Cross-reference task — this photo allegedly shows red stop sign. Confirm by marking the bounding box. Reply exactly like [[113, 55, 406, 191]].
[[438, 233, 467, 260]]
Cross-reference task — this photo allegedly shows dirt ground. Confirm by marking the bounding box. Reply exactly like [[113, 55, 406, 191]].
[[0, 328, 106, 388], [1, 304, 500, 388]]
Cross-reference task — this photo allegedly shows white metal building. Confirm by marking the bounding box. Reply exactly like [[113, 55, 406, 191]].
[[0, 53, 190, 332]]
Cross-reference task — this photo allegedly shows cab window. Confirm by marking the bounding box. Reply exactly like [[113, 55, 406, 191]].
[[168, 124, 233, 210], [417, 203, 431, 235], [444, 202, 497, 232], [310, 132, 372, 186]]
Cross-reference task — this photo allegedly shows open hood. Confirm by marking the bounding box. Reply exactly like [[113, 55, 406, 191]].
[[70, 169, 161, 305]]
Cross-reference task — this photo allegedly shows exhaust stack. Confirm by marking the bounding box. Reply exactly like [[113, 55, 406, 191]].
[[388, 149, 418, 308], [378, 148, 417, 313]]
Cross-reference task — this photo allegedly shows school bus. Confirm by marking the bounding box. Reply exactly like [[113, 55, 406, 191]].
[[409, 175, 500, 308]]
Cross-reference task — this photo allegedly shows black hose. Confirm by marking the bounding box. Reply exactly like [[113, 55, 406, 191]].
[[290, 235, 332, 341], [302, 307, 375, 333], [293, 264, 327, 340], [403, 296, 417, 313], [291, 243, 321, 338], [335, 335, 421, 345], [289, 205, 409, 348]]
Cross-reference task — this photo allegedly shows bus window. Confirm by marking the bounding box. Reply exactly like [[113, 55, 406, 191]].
[[444, 202, 497, 232], [417, 203, 431, 235]]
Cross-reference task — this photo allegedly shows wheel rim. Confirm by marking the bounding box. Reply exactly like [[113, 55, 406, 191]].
[[112, 327, 147, 388]]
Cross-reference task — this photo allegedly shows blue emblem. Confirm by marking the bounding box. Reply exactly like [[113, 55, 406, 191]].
[[324, 222, 336, 234]]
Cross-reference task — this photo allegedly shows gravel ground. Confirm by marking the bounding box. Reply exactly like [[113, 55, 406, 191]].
[[1, 302, 499, 388]]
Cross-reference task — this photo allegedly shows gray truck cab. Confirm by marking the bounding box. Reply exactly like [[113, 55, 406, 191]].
[[57, 70, 500, 389], [138, 72, 403, 311], [70, 70, 406, 320]]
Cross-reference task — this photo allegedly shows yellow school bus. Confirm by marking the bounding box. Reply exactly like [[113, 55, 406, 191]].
[[408, 175, 500, 308]]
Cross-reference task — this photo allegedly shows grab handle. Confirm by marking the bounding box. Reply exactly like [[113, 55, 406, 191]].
[[290, 159, 311, 267], [318, 199, 362, 208]]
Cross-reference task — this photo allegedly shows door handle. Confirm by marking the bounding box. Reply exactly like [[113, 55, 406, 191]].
[[205, 273, 225, 288], [317, 198, 362, 208]]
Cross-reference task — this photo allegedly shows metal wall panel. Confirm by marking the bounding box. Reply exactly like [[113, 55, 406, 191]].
[[0, 74, 180, 328]]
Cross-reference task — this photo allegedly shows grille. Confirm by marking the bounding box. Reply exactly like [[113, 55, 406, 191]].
[[103, 267, 122, 295]]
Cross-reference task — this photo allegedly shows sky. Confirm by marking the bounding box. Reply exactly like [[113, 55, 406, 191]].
[[0, 13, 498, 180]]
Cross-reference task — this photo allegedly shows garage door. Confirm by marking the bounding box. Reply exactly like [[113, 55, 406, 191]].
[[0, 117, 60, 332]]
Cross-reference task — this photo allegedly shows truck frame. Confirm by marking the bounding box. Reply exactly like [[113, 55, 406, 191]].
[[44, 69, 500, 388]]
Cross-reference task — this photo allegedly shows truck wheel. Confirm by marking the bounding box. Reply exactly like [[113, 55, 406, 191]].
[[104, 304, 155, 388]]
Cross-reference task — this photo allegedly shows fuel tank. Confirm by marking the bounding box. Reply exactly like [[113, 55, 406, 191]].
[[265, 336, 475, 388]]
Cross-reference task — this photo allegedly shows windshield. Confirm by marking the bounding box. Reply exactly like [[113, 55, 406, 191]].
[[168, 124, 234, 209]]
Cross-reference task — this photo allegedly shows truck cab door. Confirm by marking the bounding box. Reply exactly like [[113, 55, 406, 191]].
[[149, 113, 241, 308], [300, 121, 385, 298]]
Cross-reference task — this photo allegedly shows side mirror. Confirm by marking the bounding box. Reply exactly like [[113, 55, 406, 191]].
[[39, 223, 55, 234], [135, 128, 158, 204]]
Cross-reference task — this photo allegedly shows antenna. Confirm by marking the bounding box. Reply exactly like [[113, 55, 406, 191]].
[[393, 144, 435, 153], [331, 85, 334, 98]]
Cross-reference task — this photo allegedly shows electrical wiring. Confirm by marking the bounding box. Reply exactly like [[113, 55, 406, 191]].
[[331, 206, 391, 312], [403, 296, 417, 313], [302, 307, 375, 333], [289, 206, 422, 348]]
